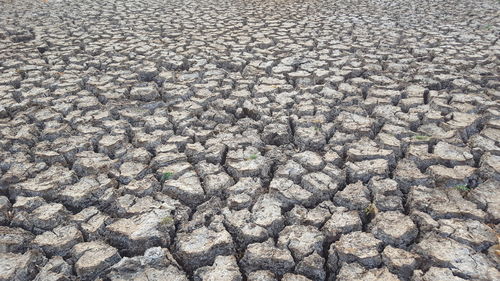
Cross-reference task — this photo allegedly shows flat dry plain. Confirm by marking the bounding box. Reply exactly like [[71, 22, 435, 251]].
[[0, 0, 499, 280]]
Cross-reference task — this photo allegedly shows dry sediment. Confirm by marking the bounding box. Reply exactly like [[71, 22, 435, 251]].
[[0, 0, 499, 280]]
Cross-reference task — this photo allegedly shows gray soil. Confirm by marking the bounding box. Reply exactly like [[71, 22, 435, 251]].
[[0, 0, 499, 280]]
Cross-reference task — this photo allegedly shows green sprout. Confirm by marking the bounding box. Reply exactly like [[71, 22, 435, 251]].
[[161, 172, 174, 182], [414, 135, 429, 141], [247, 154, 258, 160], [160, 216, 174, 225], [365, 203, 378, 216], [454, 184, 470, 192]]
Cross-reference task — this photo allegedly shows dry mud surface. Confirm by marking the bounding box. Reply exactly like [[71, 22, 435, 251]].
[[0, 0, 500, 280]]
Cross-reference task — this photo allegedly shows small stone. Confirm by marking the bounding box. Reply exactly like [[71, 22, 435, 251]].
[[185, 143, 206, 162], [369, 178, 404, 212], [158, 161, 193, 180], [375, 133, 402, 158], [368, 178, 401, 197], [1, 161, 47, 186], [12, 196, 45, 211], [34, 150, 66, 166]]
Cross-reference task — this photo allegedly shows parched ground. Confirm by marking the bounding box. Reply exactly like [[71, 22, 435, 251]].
[[0, 0, 499, 280]]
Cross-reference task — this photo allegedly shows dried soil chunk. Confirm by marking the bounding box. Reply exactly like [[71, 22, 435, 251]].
[[194, 255, 242, 281], [368, 211, 418, 247], [0, 250, 46, 281], [32, 225, 83, 257], [71, 241, 121, 281], [106, 209, 174, 255], [331, 231, 383, 269], [407, 185, 486, 221], [175, 226, 234, 271], [336, 262, 399, 281], [240, 239, 295, 275]]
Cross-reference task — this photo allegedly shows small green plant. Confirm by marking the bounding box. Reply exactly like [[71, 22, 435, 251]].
[[365, 203, 378, 216], [161, 172, 174, 182], [160, 216, 174, 225], [454, 184, 470, 192], [247, 154, 258, 160], [414, 135, 429, 140]]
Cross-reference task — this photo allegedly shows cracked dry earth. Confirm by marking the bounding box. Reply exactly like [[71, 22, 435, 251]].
[[0, 0, 499, 280]]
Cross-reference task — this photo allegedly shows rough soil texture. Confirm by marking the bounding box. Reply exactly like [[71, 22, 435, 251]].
[[0, 0, 499, 280]]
